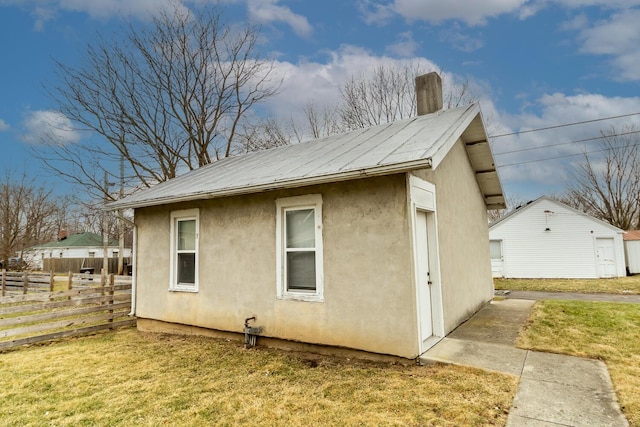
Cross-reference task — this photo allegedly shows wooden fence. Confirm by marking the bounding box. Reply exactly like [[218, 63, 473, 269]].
[[0, 271, 135, 351], [43, 257, 132, 275]]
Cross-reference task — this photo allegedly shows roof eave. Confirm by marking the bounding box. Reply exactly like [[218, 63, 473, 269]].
[[107, 158, 434, 211]]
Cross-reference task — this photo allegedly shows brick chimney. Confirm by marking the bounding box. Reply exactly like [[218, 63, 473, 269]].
[[58, 229, 68, 241], [415, 72, 443, 116]]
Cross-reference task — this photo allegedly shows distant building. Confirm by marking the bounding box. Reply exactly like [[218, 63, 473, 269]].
[[26, 232, 131, 273], [489, 197, 626, 279], [623, 230, 640, 275]]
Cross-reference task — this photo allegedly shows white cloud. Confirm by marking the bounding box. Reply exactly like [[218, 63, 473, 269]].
[[22, 110, 82, 145], [263, 45, 440, 120], [0, 118, 9, 131], [0, 0, 190, 28], [358, 0, 395, 25], [388, 0, 529, 25], [574, 9, 640, 81], [247, 0, 312, 37], [385, 31, 420, 57], [439, 25, 484, 52]]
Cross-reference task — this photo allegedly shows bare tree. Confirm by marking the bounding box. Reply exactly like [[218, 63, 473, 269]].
[[0, 172, 60, 269], [38, 3, 278, 200], [339, 64, 420, 129], [247, 63, 478, 150], [564, 125, 640, 230], [487, 193, 526, 223]]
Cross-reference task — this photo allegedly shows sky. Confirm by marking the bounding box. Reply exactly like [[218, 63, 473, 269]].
[[1, 0, 640, 204]]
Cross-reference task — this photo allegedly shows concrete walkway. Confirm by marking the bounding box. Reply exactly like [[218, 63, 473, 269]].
[[420, 298, 629, 426], [497, 289, 640, 304]]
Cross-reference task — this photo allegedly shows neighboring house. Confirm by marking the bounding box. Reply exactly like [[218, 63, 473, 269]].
[[489, 197, 625, 279], [108, 73, 506, 359], [623, 230, 640, 275], [26, 232, 132, 273]]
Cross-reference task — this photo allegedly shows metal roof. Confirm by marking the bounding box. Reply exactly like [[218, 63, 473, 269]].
[[33, 232, 119, 248], [108, 103, 505, 210]]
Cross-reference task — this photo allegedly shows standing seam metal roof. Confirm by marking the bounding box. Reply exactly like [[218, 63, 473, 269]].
[[108, 103, 505, 210]]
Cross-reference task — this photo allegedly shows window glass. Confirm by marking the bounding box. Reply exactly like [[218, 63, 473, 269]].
[[287, 251, 316, 290], [177, 252, 196, 284], [286, 209, 315, 248], [178, 219, 196, 251], [489, 240, 502, 259]]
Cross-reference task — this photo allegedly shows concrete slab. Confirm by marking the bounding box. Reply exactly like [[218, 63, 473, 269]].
[[522, 351, 612, 389], [505, 415, 565, 426], [498, 290, 640, 304], [508, 377, 627, 426], [448, 299, 535, 346], [421, 298, 629, 426], [420, 337, 527, 376]]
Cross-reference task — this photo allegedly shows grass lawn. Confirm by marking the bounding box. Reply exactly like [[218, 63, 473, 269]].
[[495, 275, 640, 294], [0, 329, 517, 426], [518, 300, 640, 426]]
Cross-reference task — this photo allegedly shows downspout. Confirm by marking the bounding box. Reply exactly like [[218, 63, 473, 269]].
[[111, 210, 137, 317], [128, 223, 137, 316]]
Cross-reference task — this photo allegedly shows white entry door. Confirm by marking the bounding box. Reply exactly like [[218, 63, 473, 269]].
[[489, 240, 504, 278], [415, 210, 433, 346], [596, 238, 616, 278]]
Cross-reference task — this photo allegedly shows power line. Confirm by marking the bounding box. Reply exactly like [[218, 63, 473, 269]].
[[489, 112, 640, 139], [497, 141, 639, 168], [493, 129, 640, 156]]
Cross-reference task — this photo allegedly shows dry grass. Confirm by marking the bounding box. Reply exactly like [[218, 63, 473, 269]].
[[518, 300, 640, 426], [0, 329, 517, 426], [494, 276, 640, 294]]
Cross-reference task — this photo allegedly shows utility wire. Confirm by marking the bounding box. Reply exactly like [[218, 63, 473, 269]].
[[489, 112, 640, 139], [498, 141, 639, 168], [493, 129, 640, 156]]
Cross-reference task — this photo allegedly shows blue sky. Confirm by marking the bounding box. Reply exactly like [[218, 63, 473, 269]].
[[1, 0, 640, 203]]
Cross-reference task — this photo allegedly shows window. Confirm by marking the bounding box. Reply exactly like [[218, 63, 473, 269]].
[[170, 209, 199, 292], [489, 240, 502, 260], [276, 195, 323, 301], [88, 251, 95, 258]]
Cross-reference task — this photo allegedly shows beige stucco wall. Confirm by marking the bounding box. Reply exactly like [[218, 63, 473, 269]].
[[135, 175, 421, 358], [413, 138, 494, 333]]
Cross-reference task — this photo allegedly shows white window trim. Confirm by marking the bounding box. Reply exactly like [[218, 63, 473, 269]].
[[276, 194, 324, 302], [169, 208, 199, 292]]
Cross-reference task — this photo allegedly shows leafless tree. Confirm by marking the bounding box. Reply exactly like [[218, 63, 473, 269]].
[[0, 172, 60, 269], [564, 125, 640, 230], [38, 3, 278, 200], [487, 193, 526, 223], [247, 63, 478, 150]]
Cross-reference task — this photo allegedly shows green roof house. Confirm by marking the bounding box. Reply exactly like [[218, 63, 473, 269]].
[[26, 232, 131, 272]]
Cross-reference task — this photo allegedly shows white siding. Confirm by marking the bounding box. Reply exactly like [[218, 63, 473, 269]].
[[625, 241, 640, 274], [489, 198, 625, 278]]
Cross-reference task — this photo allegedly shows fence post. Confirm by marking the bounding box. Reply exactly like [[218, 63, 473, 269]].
[[109, 274, 115, 329], [23, 271, 28, 295], [67, 271, 73, 291], [49, 270, 54, 292], [1, 269, 5, 297]]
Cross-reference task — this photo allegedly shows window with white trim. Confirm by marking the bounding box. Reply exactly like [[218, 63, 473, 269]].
[[276, 194, 323, 301], [170, 209, 199, 292]]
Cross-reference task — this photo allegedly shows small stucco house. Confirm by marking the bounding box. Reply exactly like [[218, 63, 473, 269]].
[[27, 232, 132, 273], [108, 73, 505, 359], [623, 230, 640, 275], [489, 197, 626, 279]]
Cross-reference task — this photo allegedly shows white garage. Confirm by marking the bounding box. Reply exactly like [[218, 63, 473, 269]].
[[489, 197, 626, 279]]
